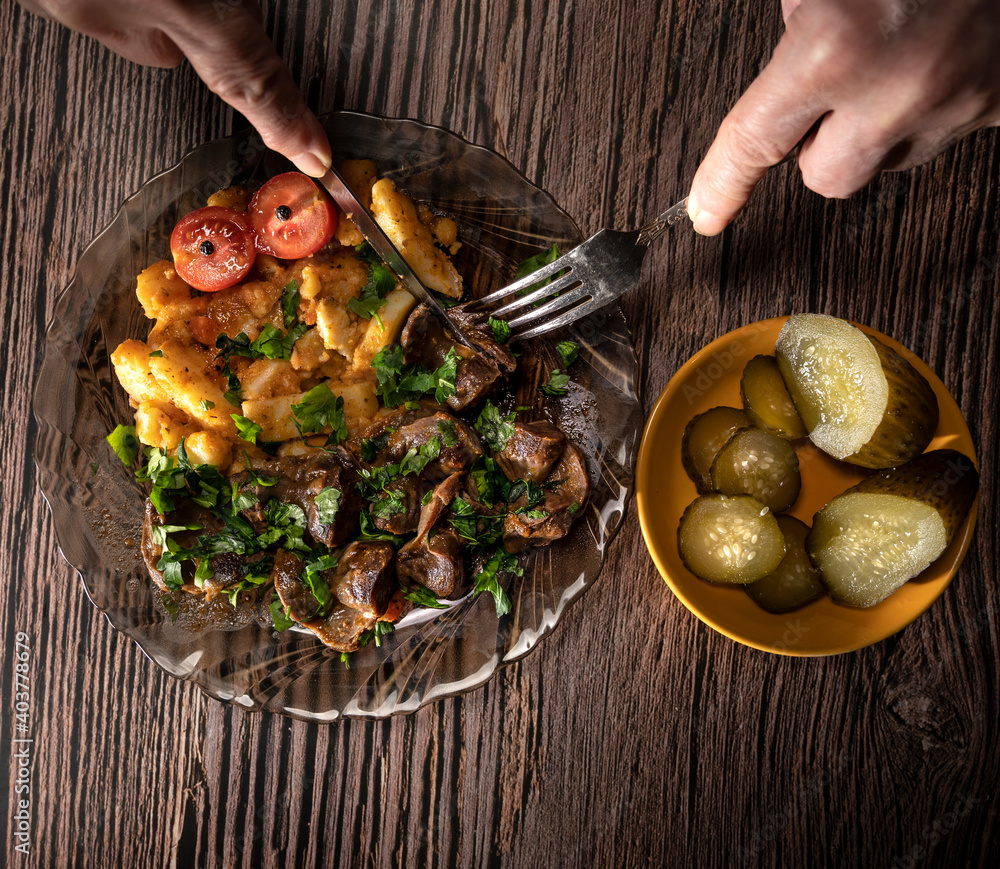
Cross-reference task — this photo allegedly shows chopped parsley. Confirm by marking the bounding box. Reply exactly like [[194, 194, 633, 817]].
[[472, 546, 520, 617], [556, 340, 580, 369], [433, 347, 458, 404], [508, 479, 545, 510], [357, 510, 405, 544], [270, 597, 294, 631], [301, 552, 338, 616], [291, 384, 348, 445], [357, 620, 395, 649], [106, 424, 139, 467], [474, 400, 516, 451], [371, 345, 459, 408], [199, 399, 215, 412], [281, 280, 300, 329], [515, 244, 561, 283], [314, 487, 341, 524], [468, 455, 511, 507], [161, 594, 181, 623], [231, 414, 262, 445], [514, 243, 563, 300], [539, 369, 571, 396], [489, 316, 511, 344], [348, 245, 397, 322], [437, 419, 459, 448], [360, 430, 392, 463], [148, 349, 163, 358], [400, 582, 447, 609]]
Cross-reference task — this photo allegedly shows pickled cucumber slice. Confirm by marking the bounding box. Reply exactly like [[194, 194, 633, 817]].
[[807, 450, 978, 607], [775, 314, 938, 468], [740, 355, 806, 439], [850, 336, 938, 469], [775, 314, 888, 460], [746, 515, 824, 612], [678, 494, 785, 584], [681, 406, 751, 493], [710, 427, 801, 512]]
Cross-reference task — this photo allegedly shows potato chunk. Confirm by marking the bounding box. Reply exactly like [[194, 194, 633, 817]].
[[135, 261, 192, 320], [239, 358, 301, 400], [111, 340, 166, 405], [148, 340, 236, 438], [370, 178, 463, 298], [134, 401, 194, 451], [350, 287, 417, 374], [184, 430, 234, 469]]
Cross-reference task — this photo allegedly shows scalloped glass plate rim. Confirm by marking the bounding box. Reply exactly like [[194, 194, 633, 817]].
[[33, 111, 642, 720]]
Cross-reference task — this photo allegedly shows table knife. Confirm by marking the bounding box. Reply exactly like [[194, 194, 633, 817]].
[[318, 167, 474, 349]]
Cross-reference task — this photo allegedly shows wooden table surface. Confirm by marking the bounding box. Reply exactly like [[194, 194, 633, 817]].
[[3, 1, 998, 866]]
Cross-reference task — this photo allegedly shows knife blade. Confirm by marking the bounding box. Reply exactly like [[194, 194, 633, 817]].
[[318, 166, 474, 350]]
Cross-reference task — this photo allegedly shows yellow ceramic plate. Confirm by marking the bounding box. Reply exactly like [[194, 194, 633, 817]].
[[637, 317, 979, 656]]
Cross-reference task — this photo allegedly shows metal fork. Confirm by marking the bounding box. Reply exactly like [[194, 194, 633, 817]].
[[463, 196, 690, 342], [465, 149, 804, 341]]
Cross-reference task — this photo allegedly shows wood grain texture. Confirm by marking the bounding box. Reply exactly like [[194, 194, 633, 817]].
[[2, 0, 998, 867]]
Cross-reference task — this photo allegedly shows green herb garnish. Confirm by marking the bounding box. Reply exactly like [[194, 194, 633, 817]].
[[106, 424, 139, 467], [474, 400, 516, 451], [231, 414, 262, 445], [539, 370, 571, 396]]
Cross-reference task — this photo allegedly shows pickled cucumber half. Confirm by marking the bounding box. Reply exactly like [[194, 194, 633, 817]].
[[807, 450, 978, 607], [740, 355, 806, 439], [746, 515, 824, 612], [678, 494, 785, 584], [681, 406, 751, 493], [710, 426, 801, 512], [775, 314, 938, 468]]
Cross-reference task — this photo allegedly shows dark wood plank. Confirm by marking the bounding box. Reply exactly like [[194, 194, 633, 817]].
[[2, 1, 998, 867]]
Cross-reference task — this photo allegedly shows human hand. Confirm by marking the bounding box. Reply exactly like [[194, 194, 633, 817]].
[[687, 0, 1000, 235], [19, 0, 331, 176]]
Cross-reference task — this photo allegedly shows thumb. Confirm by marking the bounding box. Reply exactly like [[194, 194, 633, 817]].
[[687, 45, 825, 235], [166, 6, 330, 177]]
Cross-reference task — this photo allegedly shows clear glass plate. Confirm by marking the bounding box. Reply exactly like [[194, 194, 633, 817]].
[[33, 112, 642, 721]]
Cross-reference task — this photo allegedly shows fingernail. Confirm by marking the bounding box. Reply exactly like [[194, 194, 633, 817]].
[[686, 192, 701, 222], [690, 209, 729, 236], [293, 151, 330, 177]]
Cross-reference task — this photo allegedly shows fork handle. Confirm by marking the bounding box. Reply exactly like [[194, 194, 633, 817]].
[[636, 146, 804, 246], [636, 197, 690, 246]]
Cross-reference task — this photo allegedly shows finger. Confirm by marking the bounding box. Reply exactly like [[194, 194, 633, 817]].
[[165, 6, 331, 176], [795, 110, 893, 198], [687, 55, 826, 235], [17, 1, 53, 21], [91, 28, 185, 69], [781, 0, 802, 23]]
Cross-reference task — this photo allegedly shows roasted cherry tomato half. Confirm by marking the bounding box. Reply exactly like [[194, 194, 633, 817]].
[[170, 206, 256, 292], [248, 172, 338, 259]]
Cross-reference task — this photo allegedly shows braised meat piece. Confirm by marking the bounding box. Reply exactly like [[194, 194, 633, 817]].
[[370, 477, 428, 535], [400, 303, 516, 409], [236, 449, 362, 547], [495, 420, 567, 484], [385, 411, 483, 480], [271, 549, 377, 652], [142, 499, 270, 600], [503, 443, 591, 554], [396, 473, 465, 598], [330, 542, 398, 619]]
